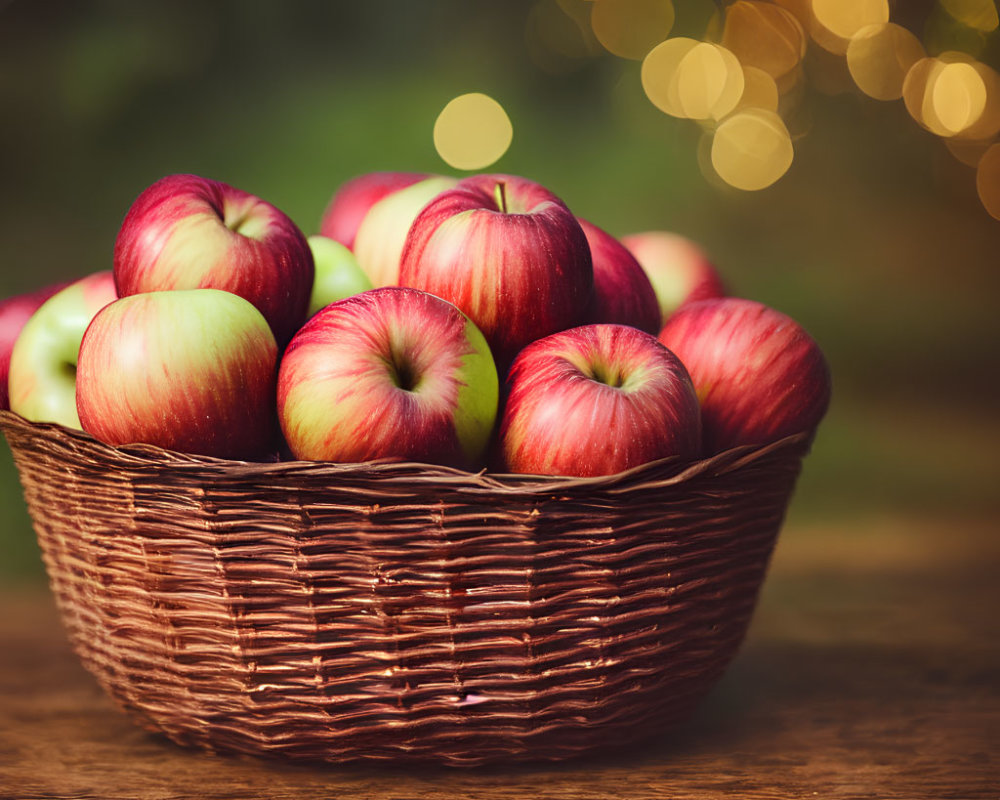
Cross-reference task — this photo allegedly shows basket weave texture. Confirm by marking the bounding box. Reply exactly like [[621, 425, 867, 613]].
[[1, 410, 808, 767]]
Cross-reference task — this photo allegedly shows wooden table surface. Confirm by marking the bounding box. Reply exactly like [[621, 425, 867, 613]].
[[1, 514, 997, 800]]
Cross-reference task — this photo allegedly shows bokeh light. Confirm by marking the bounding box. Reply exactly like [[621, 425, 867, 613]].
[[590, 0, 675, 60], [975, 142, 1000, 219], [721, 1, 807, 92], [735, 65, 781, 113], [940, 0, 1000, 32], [710, 108, 794, 190], [433, 93, 513, 171], [811, 0, 890, 54], [846, 23, 925, 101], [641, 37, 700, 117], [904, 55, 993, 138]]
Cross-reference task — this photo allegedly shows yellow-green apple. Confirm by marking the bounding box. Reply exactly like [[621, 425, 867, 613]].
[[306, 235, 373, 316], [7, 271, 117, 428], [76, 289, 278, 459], [621, 231, 725, 322], [278, 287, 499, 467], [578, 218, 661, 335], [0, 279, 70, 409], [352, 175, 457, 288], [399, 174, 594, 369], [113, 173, 313, 346], [499, 324, 701, 477], [659, 298, 831, 454], [319, 171, 429, 250]]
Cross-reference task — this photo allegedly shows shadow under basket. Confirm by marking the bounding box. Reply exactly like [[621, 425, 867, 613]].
[[1, 409, 810, 767]]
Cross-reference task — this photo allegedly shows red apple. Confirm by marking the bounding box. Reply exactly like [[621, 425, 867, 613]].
[[500, 324, 701, 477], [0, 279, 70, 409], [578, 218, 661, 335], [278, 287, 499, 467], [7, 271, 117, 428], [399, 174, 594, 369], [76, 289, 279, 459], [113, 173, 313, 346], [352, 175, 457, 288], [658, 298, 831, 454], [319, 171, 429, 250], [621, 231, 725, 322]]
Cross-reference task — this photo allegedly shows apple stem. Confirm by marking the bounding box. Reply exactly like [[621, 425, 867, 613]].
[[494, 181, 508, 214]]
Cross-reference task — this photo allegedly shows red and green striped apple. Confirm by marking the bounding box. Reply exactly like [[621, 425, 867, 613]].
[[319, 171, 429, 250], [76, 289, 279, 459], [399, 174, 594, 369], [500, 324, 701, 477], [113, 173, 313, 346], [278, 287, 499, 467], [659, 298, 831, 454]]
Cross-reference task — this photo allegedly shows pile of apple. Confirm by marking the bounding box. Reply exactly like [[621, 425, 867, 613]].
[[0, 171, 831, 477]]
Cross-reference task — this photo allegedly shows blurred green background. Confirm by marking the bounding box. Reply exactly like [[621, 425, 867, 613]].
[[1, 0, 998, 581]]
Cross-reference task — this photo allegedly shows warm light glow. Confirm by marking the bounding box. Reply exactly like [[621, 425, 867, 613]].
[[931, 62, 988, 135], [711, 108, 794, 190], [940, 0, 1000, 32], [847, 23, 925, 101], [721, 1, 807, 88], [945, 136, 994, 167], [976, 143, 1000, 219], [904, 55, 991, 137], [590, 0, 675, 60], [433, 93, 513, 171], [811, 0, 889, 54], [954, 61, 1000, 141], [735, 65, 781, 112], [676, 43, 745, 121], [641, 37, 700, 117]]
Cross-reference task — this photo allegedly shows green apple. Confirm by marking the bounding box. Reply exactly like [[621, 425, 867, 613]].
[[8, 271, 118, 428], [306, 235, 373, 316]]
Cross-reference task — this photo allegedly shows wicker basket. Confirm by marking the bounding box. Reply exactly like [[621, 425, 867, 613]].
[[1, 409, 809, 767]]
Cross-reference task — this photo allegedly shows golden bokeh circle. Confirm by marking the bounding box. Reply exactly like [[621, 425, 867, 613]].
[[676, 43, 746, 121], [641, 37, 700, 117], [940, 0, 1000, 32], [711, 108, 795, 190], [590, 0, 675, 60], [736, 65, 781, 112], [811, 0, 889, 55], [433, 93, 514, 171], [721, 1, 806, 86], [931, 62, 988, 136], [975, 142, 1000, 219], [846, 23, 925, 101]]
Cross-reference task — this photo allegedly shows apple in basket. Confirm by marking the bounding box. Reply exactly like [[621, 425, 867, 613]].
[[621, 231, 725, 322], [659, 297, 832, 454], [351, 174, 457, 288], [113, 173, 314, 346], [278, 287, 499, 467], [578, 218, 661, 335], [7, 271, 118, 429], [76, 289, 279, 460], [306, 234, 373, 316], [399, 173, 594, 369], [319, 170, 429, 250], [500, 324, 701, 477], [0, 279, 71, 410]]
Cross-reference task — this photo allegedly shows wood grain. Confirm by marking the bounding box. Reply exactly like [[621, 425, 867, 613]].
[[1, 514, 996, 799]]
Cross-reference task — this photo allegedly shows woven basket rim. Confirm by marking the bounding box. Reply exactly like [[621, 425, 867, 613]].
[[0, 408, 809, 495]]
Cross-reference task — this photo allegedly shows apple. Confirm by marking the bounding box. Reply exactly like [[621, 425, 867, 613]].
[[278, 287, 499, 467], [113, 173, 314, 346], [399, 174, 594, 369], [0, 279, 70, 409], [499, 324, 702, 477], [306, 235, 373, 316], [352, 175, 457, 288], [76, 289, 278, 460], [621, 231, 725, 322], [658, 297, 831, 454], [7, 271, 117, 429], [319, 171, 429, 250], [578, 218, 661, 335]]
